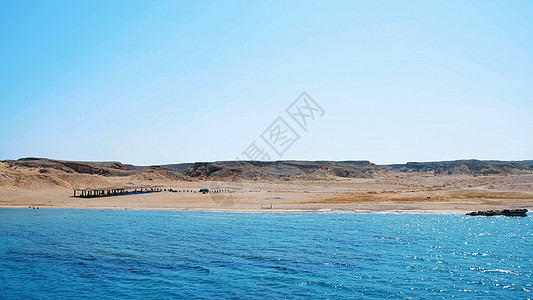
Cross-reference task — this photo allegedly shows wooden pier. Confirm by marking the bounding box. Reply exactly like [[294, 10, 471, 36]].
[[73, 186, 162, 198]]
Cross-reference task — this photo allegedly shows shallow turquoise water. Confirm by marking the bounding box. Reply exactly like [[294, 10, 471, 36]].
[[0, 209, 531, 299]]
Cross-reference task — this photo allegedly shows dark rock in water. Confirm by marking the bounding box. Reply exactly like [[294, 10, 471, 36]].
[[466, 209, 528, 217]]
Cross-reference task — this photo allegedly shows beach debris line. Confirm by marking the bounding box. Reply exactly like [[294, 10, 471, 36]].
[[73, 186, 162, 198], [466, 209, 528, 217]]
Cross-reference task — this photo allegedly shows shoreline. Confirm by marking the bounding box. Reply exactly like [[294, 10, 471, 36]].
[[0, 204, 482, 215]]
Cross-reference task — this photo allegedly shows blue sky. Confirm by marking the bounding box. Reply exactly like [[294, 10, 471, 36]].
[[1, 0, 532, 165]]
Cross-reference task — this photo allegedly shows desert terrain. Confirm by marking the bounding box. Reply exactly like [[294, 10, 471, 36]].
[[1, 158, 532, 213]]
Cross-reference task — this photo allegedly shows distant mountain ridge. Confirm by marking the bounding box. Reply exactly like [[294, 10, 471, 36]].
[[2, 158, 532, 184], [383, 159, 533, 175], [181, 160, 384, 180], [1, 158, 384, 181], [124, 163, 194, 171]]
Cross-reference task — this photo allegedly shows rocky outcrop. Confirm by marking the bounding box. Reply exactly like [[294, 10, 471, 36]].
[[108, 162, 129, 170]]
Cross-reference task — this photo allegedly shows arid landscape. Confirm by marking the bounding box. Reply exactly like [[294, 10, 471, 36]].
[[1, 158, 532, 213]]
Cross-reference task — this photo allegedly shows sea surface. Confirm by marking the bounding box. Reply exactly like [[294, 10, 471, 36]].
[[0, 209, 531, 299]]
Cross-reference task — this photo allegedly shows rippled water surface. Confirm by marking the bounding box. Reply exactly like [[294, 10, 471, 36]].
[[0, 209, 531, 299]]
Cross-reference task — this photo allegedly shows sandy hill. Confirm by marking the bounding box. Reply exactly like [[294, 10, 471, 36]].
[[4, 157, 131, 175]]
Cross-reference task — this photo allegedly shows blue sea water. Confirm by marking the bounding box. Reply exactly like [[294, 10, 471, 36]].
[[0, 209, 531, 299]]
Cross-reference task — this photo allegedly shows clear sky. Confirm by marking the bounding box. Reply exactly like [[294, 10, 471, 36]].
[[1, 0, 532, 165]]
